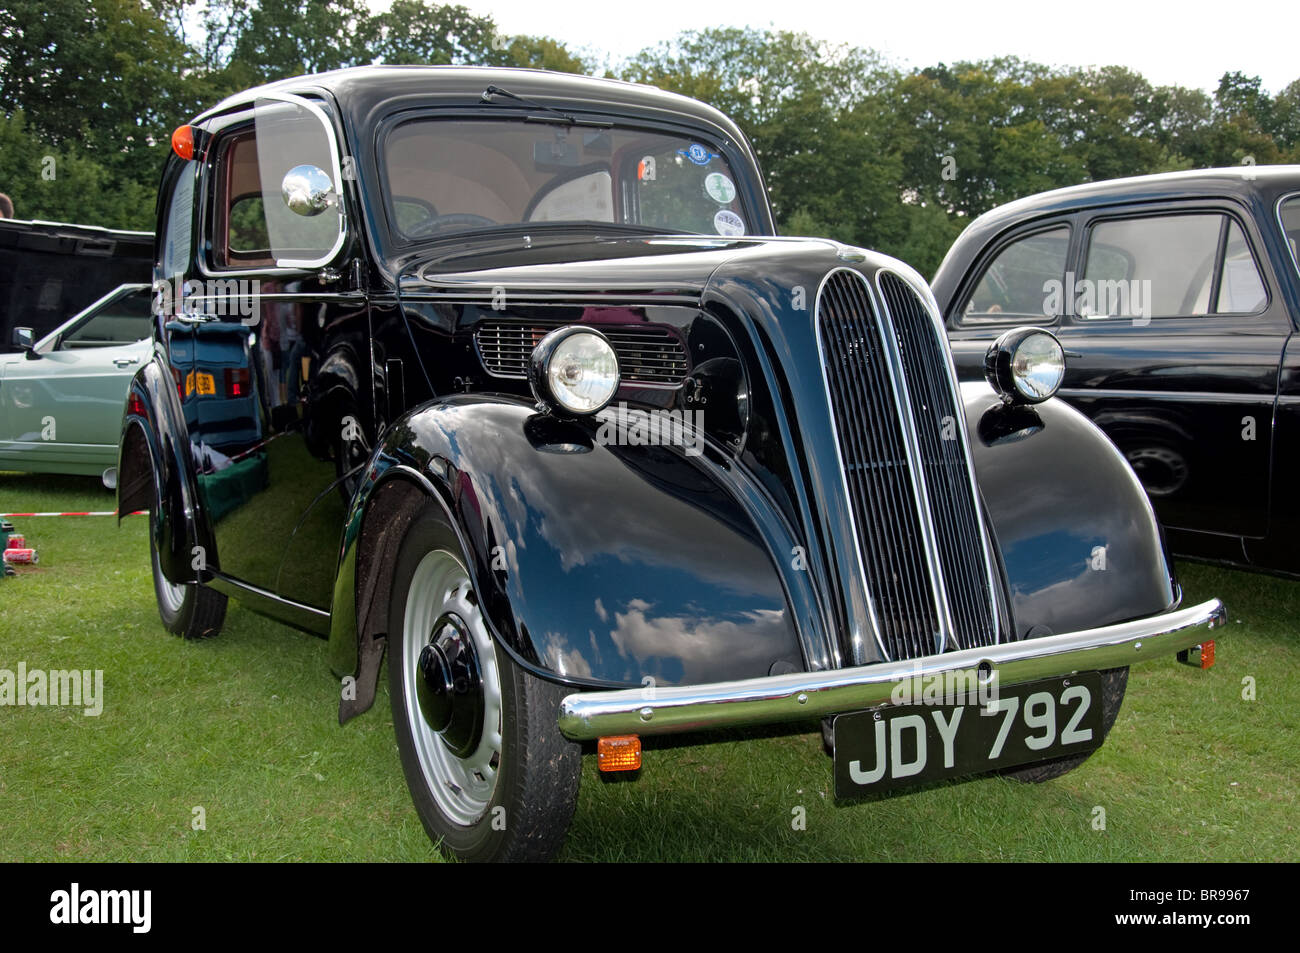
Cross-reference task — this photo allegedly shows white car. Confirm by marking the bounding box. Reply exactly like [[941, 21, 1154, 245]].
[[1, 283, 152, 479]]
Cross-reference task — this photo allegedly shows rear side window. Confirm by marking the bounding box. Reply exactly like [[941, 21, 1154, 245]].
[[160, 164, 195, 282], [1081, 213, 1266, 318], [1278, 195, 1300, 278], [1217, 221, 1267, 313], [961, 227, 1070, 323]]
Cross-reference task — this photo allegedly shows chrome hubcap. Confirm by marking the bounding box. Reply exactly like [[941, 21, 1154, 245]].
[[402, 551, 502, 826], [415, 613, 484, 758]]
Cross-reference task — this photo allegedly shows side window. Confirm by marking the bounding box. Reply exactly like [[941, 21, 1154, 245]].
[[213, 97, 343, 269], [1081, 213, 1266, 319], [160, 164, 195, 281], [1276, 195, 1300, 279], [1217, 220, 1267, 314], [61, 290, 153, 348], [961, 226, 1070, 323]]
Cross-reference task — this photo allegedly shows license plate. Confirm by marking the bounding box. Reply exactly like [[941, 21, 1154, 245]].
[[833, 672, 1104, 798]]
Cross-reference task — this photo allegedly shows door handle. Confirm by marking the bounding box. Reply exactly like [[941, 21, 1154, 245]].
[[113, 357, 139, 367]]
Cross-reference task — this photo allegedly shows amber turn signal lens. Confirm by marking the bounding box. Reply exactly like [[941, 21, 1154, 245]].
[[1178, 641, 1216, 669], [1199, 640, 1216, 669], [597, 734, 641, 772], [171, 125, 195, 160]]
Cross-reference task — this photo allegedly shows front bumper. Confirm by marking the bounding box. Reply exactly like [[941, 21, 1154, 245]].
[[557, 598, 1225, 741]]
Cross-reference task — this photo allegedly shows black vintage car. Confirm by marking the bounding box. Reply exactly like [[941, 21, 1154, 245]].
[[118, 66, 1224, 862], [934, 167, 1300, 577]]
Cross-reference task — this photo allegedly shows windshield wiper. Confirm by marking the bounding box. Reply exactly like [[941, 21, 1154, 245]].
[[480, 85, 612, 128]]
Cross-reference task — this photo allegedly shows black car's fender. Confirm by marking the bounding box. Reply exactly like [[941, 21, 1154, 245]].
[[329, 394, 807, 720], [117, 350, 217, 586], [963, 382, 1179, 637]]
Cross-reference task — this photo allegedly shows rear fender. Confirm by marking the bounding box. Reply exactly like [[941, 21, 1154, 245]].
[[117, 353, 215, 585]]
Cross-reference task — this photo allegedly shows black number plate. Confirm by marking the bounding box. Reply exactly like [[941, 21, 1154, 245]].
[[833, 673, 1104, 798]]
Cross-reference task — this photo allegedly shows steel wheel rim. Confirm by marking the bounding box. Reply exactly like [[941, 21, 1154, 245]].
[[402, 550, 503, 827]]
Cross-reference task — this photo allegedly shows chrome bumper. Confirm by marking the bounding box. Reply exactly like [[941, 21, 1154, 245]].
[[557, 598, 1225, 741]]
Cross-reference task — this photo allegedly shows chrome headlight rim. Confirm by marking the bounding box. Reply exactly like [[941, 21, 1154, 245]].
[[984, 326, 1065, 405], [528, 325, 621, 416]]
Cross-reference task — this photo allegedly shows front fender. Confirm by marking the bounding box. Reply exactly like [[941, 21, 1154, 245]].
[[329, 395, 806, 695], [963, 382, 1178, 638]]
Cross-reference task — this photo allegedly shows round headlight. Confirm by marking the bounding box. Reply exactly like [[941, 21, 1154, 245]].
[[528, 326, 620, 415], [984, 327, 1065, 404]]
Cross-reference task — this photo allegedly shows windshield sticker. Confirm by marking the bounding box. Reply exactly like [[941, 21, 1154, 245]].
[[713, 209, 745, 237], [678, 143, 719, 166], [704, 172, 736, 204]]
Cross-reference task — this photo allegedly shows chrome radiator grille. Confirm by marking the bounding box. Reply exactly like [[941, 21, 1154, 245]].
[[878, 272, 997, 651], [816, 269, 998, 661], [476, 321, 689, 386]]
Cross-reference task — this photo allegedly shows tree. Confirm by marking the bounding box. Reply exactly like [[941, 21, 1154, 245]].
[[622, 28, 906, 251], [0, 0, 204, 187], [0, 111, 156, 228]]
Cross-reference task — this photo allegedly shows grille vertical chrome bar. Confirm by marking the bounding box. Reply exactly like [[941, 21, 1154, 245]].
[[876, 270, 1001, 651], [815, 266, 1001, 663]]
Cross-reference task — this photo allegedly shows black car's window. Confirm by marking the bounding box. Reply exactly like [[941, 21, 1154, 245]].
[[1217, 220, 1267, 314], [382, 119, 750, 240], [1278, 195, 1300, 279], [212, 98, 344, 269], [160, 164, 195, 282], [60, 290, 152, 348], [961, 226, 1069, 323], [1081, 212, 1266, 319]]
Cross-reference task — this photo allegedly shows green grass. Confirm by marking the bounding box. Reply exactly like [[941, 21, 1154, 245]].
[[0, 470, 1295, 861]]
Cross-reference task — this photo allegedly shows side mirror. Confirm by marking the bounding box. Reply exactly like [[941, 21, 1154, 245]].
[[11, 327, 35, 356], [282, 164, 338, 217]]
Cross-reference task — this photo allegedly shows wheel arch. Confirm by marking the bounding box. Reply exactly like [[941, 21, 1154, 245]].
[[117, 358, 216, 586], [963, 382, 1179, 639], [330, 395, 807, 722]]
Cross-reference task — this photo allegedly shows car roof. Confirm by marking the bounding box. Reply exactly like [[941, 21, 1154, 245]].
[[966, 165, 1300, 233], [195, 65, 750, 144], [931, 165, 1300, 302]]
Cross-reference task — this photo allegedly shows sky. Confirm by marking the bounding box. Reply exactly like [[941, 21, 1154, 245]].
[[423, 0, 1297, 94]]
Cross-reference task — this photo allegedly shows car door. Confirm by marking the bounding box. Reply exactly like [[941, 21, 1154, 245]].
[[0, 286, 151, 474], [1051, 203, 1287, 540], [186, 94, 368, 613]]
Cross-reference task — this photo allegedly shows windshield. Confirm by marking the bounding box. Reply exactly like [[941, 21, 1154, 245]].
[[382, 118, 752, 241]]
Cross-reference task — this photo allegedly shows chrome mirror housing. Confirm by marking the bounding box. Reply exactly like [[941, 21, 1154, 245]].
[[281, 164, 337, 217]]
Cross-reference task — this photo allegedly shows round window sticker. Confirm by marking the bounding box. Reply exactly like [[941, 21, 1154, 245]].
[[713, 209, 746, 237], [704, 172, 736, 204]]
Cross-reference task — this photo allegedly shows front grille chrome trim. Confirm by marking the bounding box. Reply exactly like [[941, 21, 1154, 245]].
[[814, 266, 1001, 665], [875, 269, 1005, 653]]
